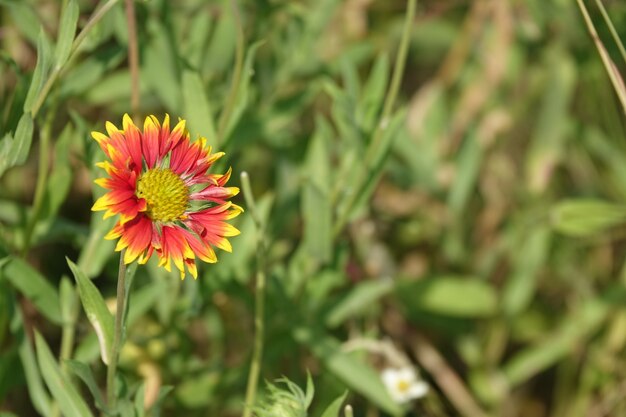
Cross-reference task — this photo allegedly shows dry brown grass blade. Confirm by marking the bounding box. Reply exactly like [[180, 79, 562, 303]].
[[577, 0, 626, 116]]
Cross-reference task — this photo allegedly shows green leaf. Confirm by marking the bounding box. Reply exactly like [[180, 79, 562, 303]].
[[222, 40, 265, 143], [67, 258, 114, 365], [182, 12, 212, 70], [503, 296, 609, 386], [11, 112, 34, 164], [35, 332, 94, 417], [320, 391, 348, 417], [1, 256, 62, 325], [345, 109, 405, 222], [77, 213, 116, 278], [294, 328, 402, 416], [23, 29, 52, 112], [395, 276, 497, 318], [0, 113, 34, 177], [134, 383, 146, 417], [551, 199, 626, 237], [447, 131, 482, 216], [326, 280, 393, 328], [358, 54, 389, 132], [65, 360, 108, 411], [182, 70, 217, 143], [525, 48, 576, 194], [54, 0, 79, 69], [302, 117, 332, 264], [502, 227, 552, 316], [37, 124, 74, 234], [204, 0, 236, 74], [12, 309, 51, 416], [144, 20, 181, 112]]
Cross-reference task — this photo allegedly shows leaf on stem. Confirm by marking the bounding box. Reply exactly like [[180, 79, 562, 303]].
[[67, 258, 114, 365]]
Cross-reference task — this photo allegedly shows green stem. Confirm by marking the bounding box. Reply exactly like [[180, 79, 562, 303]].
[[344, 405, 354, 417], [332, 0, 416, 237], [241, 172, 266, 417], [124, 0, 140, 116], [217, 0, 245, 144], [107, 251, 128, 409]]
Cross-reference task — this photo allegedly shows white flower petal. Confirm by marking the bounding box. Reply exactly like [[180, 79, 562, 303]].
[[407, 381, 429, 399]]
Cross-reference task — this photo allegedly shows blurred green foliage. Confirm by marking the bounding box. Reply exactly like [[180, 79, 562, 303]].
[[1, 0, 626, 416]]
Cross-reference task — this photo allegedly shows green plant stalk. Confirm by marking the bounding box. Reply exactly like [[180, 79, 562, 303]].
[[241, 172, 267, 417], [124, 0, 140, 116], [576, 0, 626, 115], [217, 0, 245, 144], [21, 107, 55, 256], [31, 0, 120, 117], [107, 250, 128, 409], [332, 0, 416, 237], [344, 405, 354, 417], [593, 0, 626, 66]]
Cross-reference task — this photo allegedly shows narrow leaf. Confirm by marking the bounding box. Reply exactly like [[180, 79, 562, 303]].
[[24, 29, 52, 112], [182, 70, 217, 143], [65, 360, 108, 411], [358, 54, 389, 132], [6, 113, 34, 169], [552, 199, 626, 237], [13, 310, 51, 416], [326, 280, 393, 328], [35, 332, 94, 417], [222, 41, 264, 143], [302, 117, 332, 263], [396, 276, 497, 318], [502, 227, 552, 316], [67, 258, 114, 365], [54, 0, 80, 68], [320, 392, 348, 417], [2, 256, 62, 325]]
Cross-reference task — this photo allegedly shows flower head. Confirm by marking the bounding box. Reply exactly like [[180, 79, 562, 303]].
[[381, 367, 429, 404], [92, 114, 242, 279]]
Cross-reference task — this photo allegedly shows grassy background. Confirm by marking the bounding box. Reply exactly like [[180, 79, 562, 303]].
[[2, 0, 626, 416]]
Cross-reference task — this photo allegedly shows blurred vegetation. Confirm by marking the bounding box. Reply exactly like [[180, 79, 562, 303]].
[[2, 0, 626, 416]]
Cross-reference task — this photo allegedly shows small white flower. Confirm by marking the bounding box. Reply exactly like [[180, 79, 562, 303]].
[[381, 367, 429, 404]]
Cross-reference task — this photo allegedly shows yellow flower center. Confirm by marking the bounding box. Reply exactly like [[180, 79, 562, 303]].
[[396, 380, 410, 393], [136, 168, 189, 222]]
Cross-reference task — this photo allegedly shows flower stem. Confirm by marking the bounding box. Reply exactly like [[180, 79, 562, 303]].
[[124, 0, 140, 116], [107, 250, 128, 409], [240, 172, 266, 417]]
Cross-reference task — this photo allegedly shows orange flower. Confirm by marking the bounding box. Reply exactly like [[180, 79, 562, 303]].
[[92, 114, 242, 279]]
